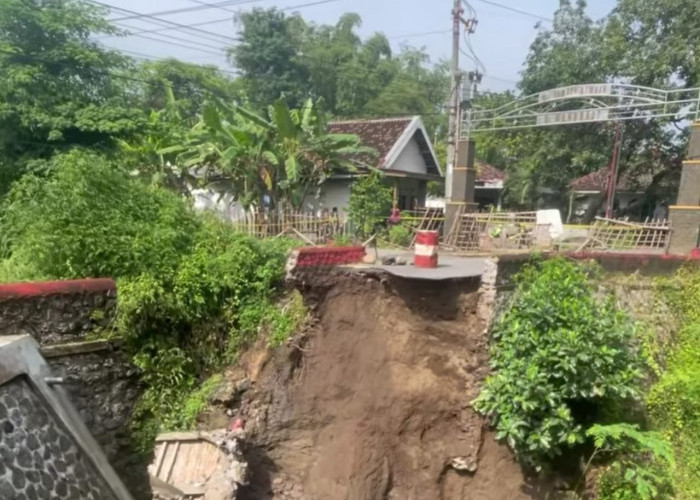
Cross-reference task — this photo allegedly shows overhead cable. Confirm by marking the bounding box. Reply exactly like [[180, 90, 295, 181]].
[[85, 0, 238, 43], [473, 0, 553, 23]]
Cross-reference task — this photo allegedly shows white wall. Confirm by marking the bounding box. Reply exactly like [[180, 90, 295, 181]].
[[304, 179, 353, 216], [388, 136, 427, 174], [192, 189, 250, 220]]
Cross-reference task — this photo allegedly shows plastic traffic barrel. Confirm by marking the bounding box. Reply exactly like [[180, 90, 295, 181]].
[[414, 230, 439, 268]]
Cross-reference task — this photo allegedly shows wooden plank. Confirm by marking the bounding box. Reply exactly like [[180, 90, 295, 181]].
[[153, 442, 167, 478], [40, 339, 122, 359], [165, 441, 180, 483], [155, 431, 205, 442]]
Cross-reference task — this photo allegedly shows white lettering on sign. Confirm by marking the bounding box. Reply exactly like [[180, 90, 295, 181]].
[[536, 108, 610, 126], [539, 84, 612, 103]]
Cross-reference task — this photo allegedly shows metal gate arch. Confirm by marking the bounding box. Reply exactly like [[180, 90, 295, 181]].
[[462, 83, 700, 134]]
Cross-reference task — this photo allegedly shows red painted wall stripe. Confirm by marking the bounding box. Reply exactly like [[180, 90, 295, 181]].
[[0, 278, 116, 300], [293, 246, 365, 268]]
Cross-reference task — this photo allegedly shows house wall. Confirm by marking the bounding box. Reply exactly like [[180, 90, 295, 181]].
[[388, 136, 427, 175], [192, 189, 249, 221], [306, 177, 430, 216], [304, 179, 353, 216], [394, 178, 427, 210], [570, 191, 645, 222]]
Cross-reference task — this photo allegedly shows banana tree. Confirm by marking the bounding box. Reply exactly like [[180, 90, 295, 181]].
[[120, 85, 196, 197], [164, 98, 375, 210], [269, 98, 377, 209]]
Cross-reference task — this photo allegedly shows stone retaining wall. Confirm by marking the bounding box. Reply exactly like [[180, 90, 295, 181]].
[[0, 279, 116, 345], [0, 279, 150, 499]]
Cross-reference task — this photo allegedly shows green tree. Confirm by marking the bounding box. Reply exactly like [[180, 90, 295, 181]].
[[119, 86, 195, 196], [137, 58, 242, 117], [301, 13, 364, 112], [603, 0, 700, 88], [228, 8, 447, 125], [171, 98, 375, 210], [514, 0, 613, 200], [473, 0, 686, 214], [228, 8, 308, 109], [0, 0, 143, 193], [363, 48, 449, 135], [519, 0, 607, 95], [348, 172, 392, 239]]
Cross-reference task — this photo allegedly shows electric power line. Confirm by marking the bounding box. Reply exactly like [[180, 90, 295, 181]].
[[462, 31, 486, 75], [472, 0, 553, 23], [96, 17, 233, 40], [461, 0, 477, 20], [102, 46, 240, 77], [114, 22, 226, 53], [189, 0, 250, 14], [483, 74, 518, 85], [98, 0, 341, 40], [388, 29, 451, 40], [280, 0, 341, 12], [85, 0, 238, 44], [116, 32, 224, 57], [109, 0, 260, 22]]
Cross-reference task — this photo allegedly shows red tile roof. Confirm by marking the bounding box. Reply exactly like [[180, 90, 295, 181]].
[[570, 166, 651, 192], [329, 117, 414, 167], [476, 163, 506, 183]]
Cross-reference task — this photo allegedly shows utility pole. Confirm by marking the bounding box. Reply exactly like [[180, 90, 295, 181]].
[[605, 121, 623, 218], [445, 1, 482, 240], [462, 70, 483, 143], [445, 0, 463, 201]]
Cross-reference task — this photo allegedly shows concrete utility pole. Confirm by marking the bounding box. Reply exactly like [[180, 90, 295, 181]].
[[445, 0, 463, 201], [445, 1, 481, 239]]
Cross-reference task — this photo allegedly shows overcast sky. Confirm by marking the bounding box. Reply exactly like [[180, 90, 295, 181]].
[[99, 0, 617, 92]]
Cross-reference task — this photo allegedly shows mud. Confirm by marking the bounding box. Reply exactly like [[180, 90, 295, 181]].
[[211, 270, 555, 500]]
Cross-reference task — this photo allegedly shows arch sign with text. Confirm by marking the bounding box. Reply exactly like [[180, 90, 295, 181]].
[[462, 83, 700, 134]]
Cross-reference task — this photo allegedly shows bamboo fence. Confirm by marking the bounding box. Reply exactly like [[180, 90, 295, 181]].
[[230, 210, 349, 245], [577, 217, 671, 252]]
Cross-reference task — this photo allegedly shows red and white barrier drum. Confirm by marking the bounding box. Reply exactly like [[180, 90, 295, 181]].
[[414, 230, 439, 268]]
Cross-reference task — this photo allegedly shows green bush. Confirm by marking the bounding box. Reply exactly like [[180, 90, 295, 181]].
[[0, 150, 298, 451], [587, 424, 674, 500], [388, 224, 412, 247], [0, 150, 198, 281], [348, 172, 392, 240], [646, 266, 700, 499], [473, 258, 642, 468]]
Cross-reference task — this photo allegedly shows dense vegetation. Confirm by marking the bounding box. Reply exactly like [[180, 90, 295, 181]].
[[647, 268, 700, 498], [1, 0, 699, 492], [474, 259, 643, 466], [474, 258, 700, 499], [0, 150, 301, 447], [2, 0, 697, 212]]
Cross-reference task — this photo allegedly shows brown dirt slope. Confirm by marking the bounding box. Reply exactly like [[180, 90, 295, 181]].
[[222, 271, 553, 500]]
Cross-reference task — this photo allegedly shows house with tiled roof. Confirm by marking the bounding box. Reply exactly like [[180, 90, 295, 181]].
[[308, 116, 443, 214], [474, 163, 507, 208], [568, 166, 653, 221]]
